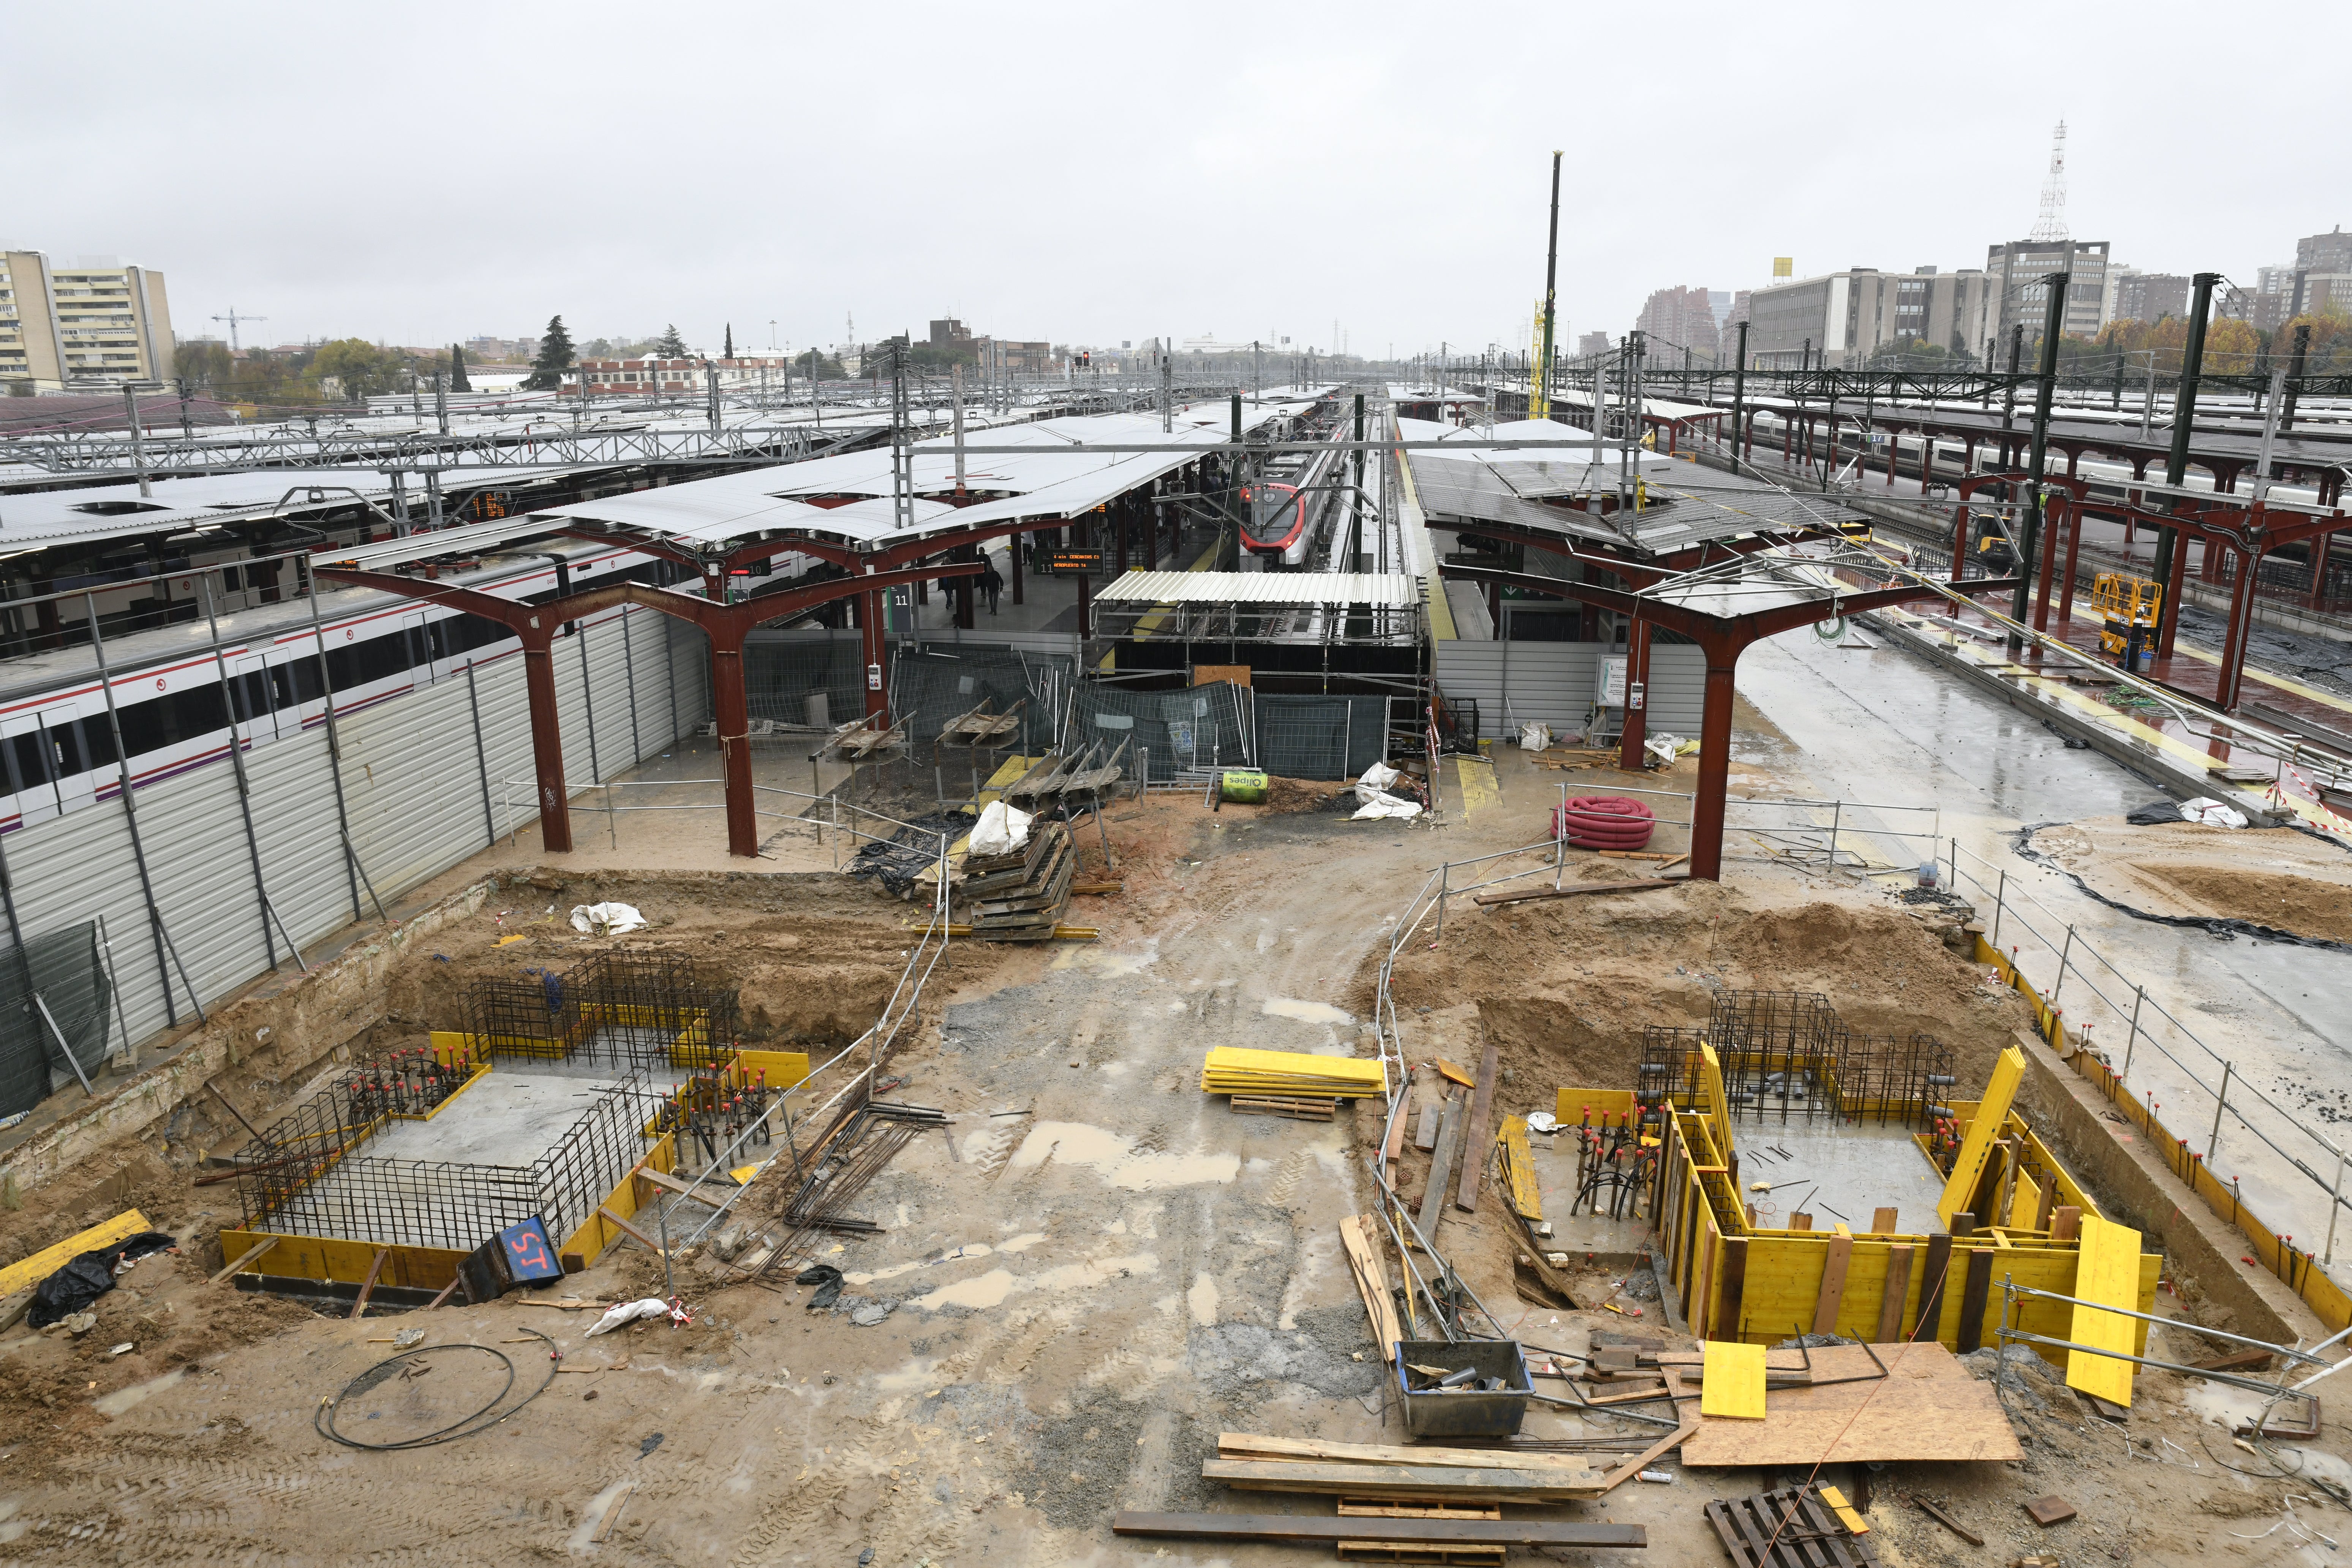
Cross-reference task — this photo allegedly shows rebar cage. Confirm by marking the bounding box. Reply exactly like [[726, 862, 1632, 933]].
[[461, 951, 740, 1073], [230, 1064, 659, 1252], [1640, 995, 1953, 1129]]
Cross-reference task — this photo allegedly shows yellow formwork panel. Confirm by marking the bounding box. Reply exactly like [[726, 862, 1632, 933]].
[[215, 1227, 468, 1293], [2068, 1213, 2144, 1407], [1555, 1087, 1637, 1125], [1701, 1340, 1767, 1418], [1938, 1047, 2025, 1226], [558, 1133, 678, 1269]]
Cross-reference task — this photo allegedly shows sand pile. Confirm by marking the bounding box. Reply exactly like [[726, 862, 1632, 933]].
[[1380, 880, 2030, 1121], [2029, 818, 2352, 945]]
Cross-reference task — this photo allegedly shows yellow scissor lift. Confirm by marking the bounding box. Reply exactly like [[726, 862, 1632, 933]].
[[2090, 573, 2161, 659]]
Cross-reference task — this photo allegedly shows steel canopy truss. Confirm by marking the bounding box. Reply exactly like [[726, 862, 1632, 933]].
[[313, 564, 977, 860], [1443, 544, 2021, 881]]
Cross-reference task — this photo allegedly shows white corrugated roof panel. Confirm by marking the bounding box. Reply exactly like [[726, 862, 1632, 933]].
[[1096, 571, 1421, 608]]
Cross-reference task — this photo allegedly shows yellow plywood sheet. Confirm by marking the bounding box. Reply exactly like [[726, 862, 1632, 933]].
[[1701, 1340, 1766, 1419], [1938, 1047, 2025, 1226], [2067, 1213, 2143, 1407], [1454, 755, 1498, 821], [0, 1209, 150, 1298]]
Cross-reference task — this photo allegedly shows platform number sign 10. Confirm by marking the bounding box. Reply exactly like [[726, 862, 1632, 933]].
[[498, 1216, 565, 1285]]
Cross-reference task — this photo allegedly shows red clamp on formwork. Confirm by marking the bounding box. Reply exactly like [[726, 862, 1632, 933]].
[[1554, 795, 1656, 851]]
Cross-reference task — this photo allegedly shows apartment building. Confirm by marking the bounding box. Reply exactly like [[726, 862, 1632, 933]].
[[1740, 266, 1995, 369], [0, 251, 175, 390], [1633, 285, 1720, 362], [568, 355, 794, 395]]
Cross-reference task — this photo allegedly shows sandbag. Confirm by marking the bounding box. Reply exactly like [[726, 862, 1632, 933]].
[[967, 800, 1032, 857], [570, 902, 648, 936]]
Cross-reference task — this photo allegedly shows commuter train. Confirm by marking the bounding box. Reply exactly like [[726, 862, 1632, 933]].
[[1239, 482, 1308, 560], [0, 537, 807, 835]]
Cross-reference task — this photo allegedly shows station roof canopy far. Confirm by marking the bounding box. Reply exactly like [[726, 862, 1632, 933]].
[[319, 406, 1312, 574], [1096, 570, 1421, 609], [1400, 416, 1871, 559]]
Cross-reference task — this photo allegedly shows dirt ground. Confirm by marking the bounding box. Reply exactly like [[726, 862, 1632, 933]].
[[2029, 817, 2352, 945], [0, 744, 2340, 1565]]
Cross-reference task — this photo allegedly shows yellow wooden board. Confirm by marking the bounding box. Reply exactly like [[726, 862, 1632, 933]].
[[1937, 1047, 2024, 1226], [2066, 1212, 2143, 1407], [1497, 1116, 1542, 1221], [1701, 1340, 1766, 1419], [1818, 1485, 1870, 1534], [0, 1208, 150, 1298]]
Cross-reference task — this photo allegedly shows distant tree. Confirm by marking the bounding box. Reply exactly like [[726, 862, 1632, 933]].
[[175, 340, 236, 389], [723, 322, 734, 359], [656, 323, 688, 358], [450, 345, 471, 392], [525, 315, 575, 390], [308, 338, 392, 400], [793, 348, 845, 379]]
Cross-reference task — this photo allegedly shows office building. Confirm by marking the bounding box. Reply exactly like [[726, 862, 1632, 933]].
[[0, 250, 175, 390], [1740, 266, 1994, 370], [1984, 239, 2110, 348], [2112, 271, 2192, 325]]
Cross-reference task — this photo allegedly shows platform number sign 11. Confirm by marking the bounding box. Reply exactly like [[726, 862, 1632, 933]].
[[498, 1217, 565, 1285]]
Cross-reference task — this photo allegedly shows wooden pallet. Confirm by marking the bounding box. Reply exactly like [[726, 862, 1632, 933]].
[[1703, 1484, 1881, 1568], [1230, 1094, 1336, 1121]]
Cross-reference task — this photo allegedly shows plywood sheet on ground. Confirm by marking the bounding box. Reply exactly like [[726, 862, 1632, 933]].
[[1679, 1342, 2020, 1466]]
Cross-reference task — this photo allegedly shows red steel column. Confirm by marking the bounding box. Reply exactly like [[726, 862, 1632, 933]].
[[521, 628, 572, 853], [1688, 643, 1739, 883], [861, 584, 889, 724], [2157, 531, 2192, 658], [2312, 529, 2334, 610], [1951, 502, 1971, 583], [708, 623, 758, 857], [1617, 616, 1651, 773], [2215, 546, 2259, 711], [2057, 498, 2085, 623]]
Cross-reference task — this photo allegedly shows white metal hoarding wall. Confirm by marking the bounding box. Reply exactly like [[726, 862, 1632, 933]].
[[1432, 640, 1706, 739], [0, 599, 712, 1062]]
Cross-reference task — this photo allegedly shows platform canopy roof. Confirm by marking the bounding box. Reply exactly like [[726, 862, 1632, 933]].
[[1400, 416, 1869, 558], [1096, 570, 1421, 608], [321, 405, 1322, 573]]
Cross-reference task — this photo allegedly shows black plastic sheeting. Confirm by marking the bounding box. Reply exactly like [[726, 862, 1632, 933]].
[[2012, 822, 2352, 956], [847, 811, 972, 897], [26, 1231, 178, 1328]]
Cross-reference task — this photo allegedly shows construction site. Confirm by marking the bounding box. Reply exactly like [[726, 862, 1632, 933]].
[[0, 284, 2350, 1567]]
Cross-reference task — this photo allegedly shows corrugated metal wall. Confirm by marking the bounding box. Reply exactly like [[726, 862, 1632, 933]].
[[1431, 641, 1706, 738], [0, 600, 712, 1057]]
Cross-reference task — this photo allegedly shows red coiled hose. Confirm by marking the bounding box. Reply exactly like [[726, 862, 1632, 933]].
[[1553, 795, 1655, 850]]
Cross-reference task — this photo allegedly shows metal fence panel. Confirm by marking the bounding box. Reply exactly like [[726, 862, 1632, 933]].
[[1067, 681, 1250, 782], [1255, 694, 1389, 779], [0, 921, 114, 1114]]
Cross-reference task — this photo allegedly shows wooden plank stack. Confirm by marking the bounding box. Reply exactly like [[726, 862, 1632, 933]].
[[1200, 1046, 1386, 1102], [1209, 1434, 1604, 1504], [961, 820, 1075, 942]]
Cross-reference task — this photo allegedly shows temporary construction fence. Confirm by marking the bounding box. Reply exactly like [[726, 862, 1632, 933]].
[[0, 918, 125, 1116], [1069, 680, 1254, 785]]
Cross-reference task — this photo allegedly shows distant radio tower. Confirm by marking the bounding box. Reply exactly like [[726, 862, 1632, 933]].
[[2029, 120, 2069, 244]]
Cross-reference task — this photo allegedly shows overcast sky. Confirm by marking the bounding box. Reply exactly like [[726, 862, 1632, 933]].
[[8, 2, 2344, 361]]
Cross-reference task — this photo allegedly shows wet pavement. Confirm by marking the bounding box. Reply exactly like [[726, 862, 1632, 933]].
[[1735, 624, 2352, 1288]]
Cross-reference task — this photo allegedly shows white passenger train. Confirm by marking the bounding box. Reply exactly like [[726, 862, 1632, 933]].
[[0, 535, 807, 835]]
